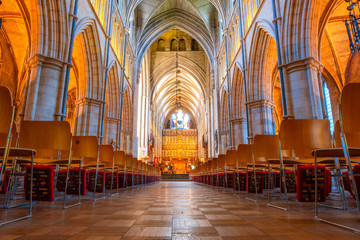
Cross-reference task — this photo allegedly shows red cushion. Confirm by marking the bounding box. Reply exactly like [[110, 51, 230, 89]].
[[88, 170, 105, 193], [343, 165, 360, 199], [233, 172, 247, 191], [25, 165, 54, 201], [126, 173, 133, 186], [57, 168, 87, 195], [247, 171, 264, 193], [281, 171, 296, 193], [105, 171, 118, 189], [296, 165, 326, 202], [0, 169, 10, 194]]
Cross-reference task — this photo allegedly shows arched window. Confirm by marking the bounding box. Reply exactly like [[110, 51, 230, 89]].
[[170, 39, 178, 51], [323, 81, 334, 134], [179, 39, 186, 51], [191, 39, 199, 51], [171, 110, 190, 129], [157, 39, 165, 51]]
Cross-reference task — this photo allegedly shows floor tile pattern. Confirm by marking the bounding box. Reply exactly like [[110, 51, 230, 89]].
[[0, 182, 359, 239]]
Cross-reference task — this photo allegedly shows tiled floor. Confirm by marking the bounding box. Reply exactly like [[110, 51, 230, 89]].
[[1, 181, 360, 239]]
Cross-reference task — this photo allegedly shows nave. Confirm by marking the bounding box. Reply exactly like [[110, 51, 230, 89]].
[[1, 181, 359, 240]]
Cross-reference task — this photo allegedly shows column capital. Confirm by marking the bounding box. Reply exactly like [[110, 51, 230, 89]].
[[26, 54, 67, 70], [75, 97, 105, 106], [246, 99, 275, 108], [284, 57, 323, 74], [230, 118, 246, 124]]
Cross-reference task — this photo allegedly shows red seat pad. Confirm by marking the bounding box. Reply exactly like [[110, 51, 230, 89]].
[[355, 165, 360, 199], [105, 171, 118, 189], [133, 174, 138, 185], [88, 170, 105, 193], [281, 171, 296, 194], [325, 169, 332, 196], [57, 168, 87, 195], [273, 172, 281, 188], [212, 174, 217, 186], [343, 165, 360, 199], [25, 165, 55, 201], [247, 171, 264, 193], [118, 172, 126, 188], [296, 165, 327, 202], [126, 173, 133, 186], [218, 173, 225, 187], [233, 172, 247, 191], [226, 172, 234, 188], [0, 169, 10, 194]]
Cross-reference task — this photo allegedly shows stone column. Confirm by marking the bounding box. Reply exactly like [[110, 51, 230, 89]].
[[104, 117, 120, 145], [74, 97, 103, 136], [284, 57, 324, 119], [231, 118, 247, 147], [24, 54, 66, 120], [246, 99, 275, 138]]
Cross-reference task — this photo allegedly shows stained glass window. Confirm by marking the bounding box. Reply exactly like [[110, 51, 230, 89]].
[[323, 81, 334, 135], [171, 110, 190, 129]]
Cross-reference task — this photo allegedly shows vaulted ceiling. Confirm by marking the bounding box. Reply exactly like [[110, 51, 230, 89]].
[[129, 0, 229, 65]]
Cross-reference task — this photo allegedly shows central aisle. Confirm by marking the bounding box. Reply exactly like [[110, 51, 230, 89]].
[[1, 182, 358, 239]]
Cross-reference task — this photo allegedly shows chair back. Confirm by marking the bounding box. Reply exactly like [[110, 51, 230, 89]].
[[99, 144, 114, 167], [0, 123, 17, 147], [279, 119, 331, 159], [218, 154, 226, 170], [133, 157, 138, 171], [211, 158, 218, 171], [125, 154, 133, 170], [19, 121, 72, 159], [340, 83, 360, 147], [237, 144, 253, 167], [114, 151, 125, 168], [226, 150, 237, 167], [207, 161, 212, 173], [71, 136, 99, 164], [333, 120, 342, 148], [0, 86, 13, 135], [253, 135, 280, 163]]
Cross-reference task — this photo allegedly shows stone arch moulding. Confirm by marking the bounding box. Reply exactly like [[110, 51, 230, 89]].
[[247, 22, 277, 102], [74, 17, 104, 100]]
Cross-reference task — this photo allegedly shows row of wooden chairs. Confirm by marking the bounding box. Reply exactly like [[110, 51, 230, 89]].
[[0, 86, 160, 226], [191, 82, 360, 233]]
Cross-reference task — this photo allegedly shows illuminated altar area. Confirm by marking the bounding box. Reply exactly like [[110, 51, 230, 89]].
[[161, 110, 198, 174]]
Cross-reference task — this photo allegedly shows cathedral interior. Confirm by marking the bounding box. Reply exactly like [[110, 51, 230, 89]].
[[1, 0, 360, 238]]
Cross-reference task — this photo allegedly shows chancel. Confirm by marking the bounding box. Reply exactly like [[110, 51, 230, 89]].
[[0, 0, 360, 238]]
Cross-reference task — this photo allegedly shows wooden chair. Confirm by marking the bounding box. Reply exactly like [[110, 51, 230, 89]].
[[72, 136, 105, 201], [253, 134, 296, 210], [236, 144, 253, 198], [138, 161, 144, 186], [0, 87, 35, 226], [99, 145, 117, 196], [226, 150, 237, 190], [0, 86, 17, 192], [211, 158, 219, 187], [218, 154, 226, 188], [132, 157, 139, 187], [279, 119, 331, 210], [311, 83, 360, 233], [125, 155, 133, 188], [17, 121, 77, 210], [206, 161, 212, 185], [114, 151, 126, 188]]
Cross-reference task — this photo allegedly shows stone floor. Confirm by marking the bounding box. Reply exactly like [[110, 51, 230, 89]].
[[0, 181, 360, 240]]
